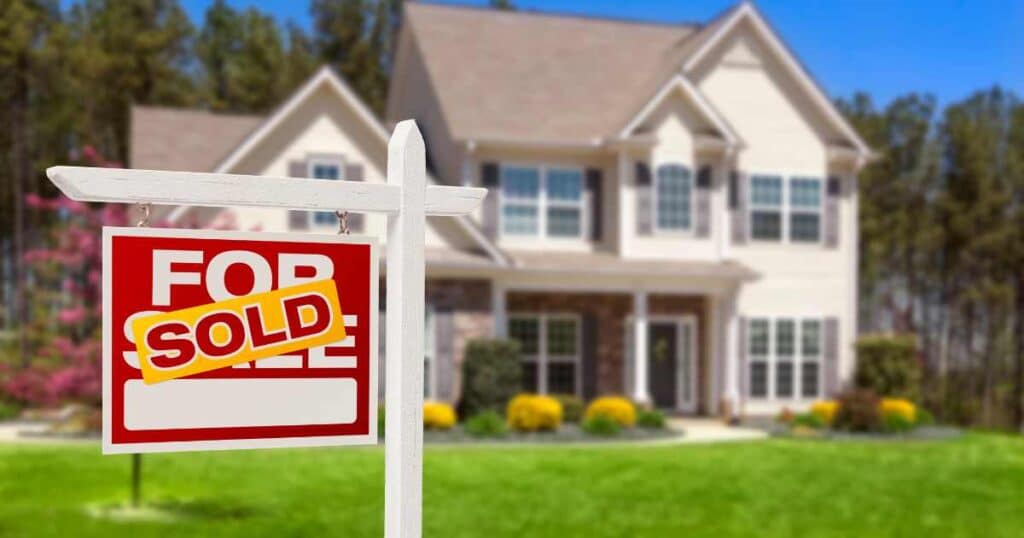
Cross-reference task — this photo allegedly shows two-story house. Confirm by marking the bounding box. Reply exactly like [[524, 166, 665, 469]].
[[130, 2, 870, 418]]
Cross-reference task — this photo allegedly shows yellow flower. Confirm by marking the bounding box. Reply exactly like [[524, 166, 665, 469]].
[[423, 401, 457, 430], [810, 400, 839, 425], [584, 396, 637, 427], [879, 398, 916, 423], [507, 394, 563, 432]]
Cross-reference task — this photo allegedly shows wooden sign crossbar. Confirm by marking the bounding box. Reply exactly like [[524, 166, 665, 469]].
[[46, 120, 480, 538]]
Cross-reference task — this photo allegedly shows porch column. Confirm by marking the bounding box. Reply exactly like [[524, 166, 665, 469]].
[[492, 283, 507, 338], [632, 291, 651, 404], [722, 289, 740, 418]]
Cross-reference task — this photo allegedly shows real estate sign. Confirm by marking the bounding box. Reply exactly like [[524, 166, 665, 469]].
[[102, 227, 378, 453]]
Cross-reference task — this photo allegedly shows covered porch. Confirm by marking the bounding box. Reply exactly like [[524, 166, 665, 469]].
[[489, 253, 755, 417]]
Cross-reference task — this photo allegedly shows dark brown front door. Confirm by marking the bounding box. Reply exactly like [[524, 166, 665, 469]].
[[648, 322, 677, 409]]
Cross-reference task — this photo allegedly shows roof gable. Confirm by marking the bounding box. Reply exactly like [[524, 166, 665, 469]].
[[683, 2, 870, 156]]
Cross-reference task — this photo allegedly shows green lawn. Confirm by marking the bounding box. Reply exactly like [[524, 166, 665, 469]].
[[2, 434, 1023, 537]]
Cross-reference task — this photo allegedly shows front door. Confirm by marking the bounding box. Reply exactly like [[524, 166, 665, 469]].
[[648, 322, 678, 409]]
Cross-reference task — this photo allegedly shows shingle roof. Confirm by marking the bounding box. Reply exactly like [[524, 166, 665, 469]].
[[130, 106, 263, 171], [403, 3, 704, 144]]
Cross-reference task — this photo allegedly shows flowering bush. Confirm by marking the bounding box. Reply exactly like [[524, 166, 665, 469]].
[[878, 398, 916, 423], [584, 396, 636, 428], [810, 400, 839, 426], [423, 401, 457, 430], [507, 394, 562, 432]]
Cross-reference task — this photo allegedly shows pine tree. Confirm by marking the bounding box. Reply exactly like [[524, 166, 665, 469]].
[[67, 0, 195, 163]]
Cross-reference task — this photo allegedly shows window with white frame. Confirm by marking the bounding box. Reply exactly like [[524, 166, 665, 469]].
[[308, 158, 345, 227], [655, 164, 693, 231], [749, 175, 823, 242], [750, 175, 783, 240], [747, 317, 823, 400], [500, 165, 584, 239], [789, 177, 822, 242], [508, 314, 580, 396]]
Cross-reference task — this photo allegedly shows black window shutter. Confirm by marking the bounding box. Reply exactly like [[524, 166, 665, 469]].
[[635, 161, 652, 187], [697, 165, 713, 189], [728, 170, 739, 209], [481, 162, 500, 239], [581, 313, 598, 400], [481, 162, 500, 187], [585, 168, 603, 241]]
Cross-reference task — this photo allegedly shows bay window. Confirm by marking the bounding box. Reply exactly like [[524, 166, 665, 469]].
[[500, 165, 583, 239]]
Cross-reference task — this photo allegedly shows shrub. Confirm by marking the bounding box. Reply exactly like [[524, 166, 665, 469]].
[[810, 400, 839, 426], [464, 410, 507, 438], [582, 414, 621, 436], [832, 389, 881, 432], [0, 401, 21, 421], [879, 397, 916, 422], [916, 407, 935, 426], [507, 394, 562, 432], [460, 340, 522, 417], [775, 407, 796, 425], [854, 334, 920, 402], [584, 396, 636, 428], [882, 412, 915, 433], [553, 394, 584, 423], [792, 413, 825, 429], [636, 409, 666, 429], [423, 401, 456, 430]]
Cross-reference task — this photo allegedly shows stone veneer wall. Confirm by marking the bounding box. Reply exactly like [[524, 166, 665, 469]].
[[426, 279, 492, 402]]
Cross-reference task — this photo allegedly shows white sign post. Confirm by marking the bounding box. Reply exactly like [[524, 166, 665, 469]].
[[47, 120, 484, 538]]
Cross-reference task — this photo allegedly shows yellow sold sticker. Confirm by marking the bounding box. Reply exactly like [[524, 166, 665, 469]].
[[132, 279, 346, 384]]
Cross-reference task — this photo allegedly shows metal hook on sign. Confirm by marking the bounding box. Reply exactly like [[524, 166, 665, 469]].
[[336, 210, 350, 235], [136, 203, 151, 227]]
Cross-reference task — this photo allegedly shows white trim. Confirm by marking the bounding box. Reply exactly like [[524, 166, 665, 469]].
[[682, 3, 870, 156], [620, 74, 741, 147]]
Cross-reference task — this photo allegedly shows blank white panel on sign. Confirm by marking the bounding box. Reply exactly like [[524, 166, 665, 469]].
[[123, 378, 358, 430]]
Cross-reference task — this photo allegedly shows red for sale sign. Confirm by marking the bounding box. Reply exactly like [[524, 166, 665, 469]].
[[102, 227, 378, 453]]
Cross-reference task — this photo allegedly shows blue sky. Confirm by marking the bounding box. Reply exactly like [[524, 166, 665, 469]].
[[175, 0, 1021, 108]]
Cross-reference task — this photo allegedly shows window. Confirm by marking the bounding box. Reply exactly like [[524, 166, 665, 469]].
[[508, 314, 580, 396], [749, 175, 823, 242], [748, 319, 769, 398], [500, 165, 584, 239], [789, 178, 822, 242], [747, 317, 823, 400], [750, 175, 783, 240], [655, 164, 692, 231], [308, 158, 344, 227]]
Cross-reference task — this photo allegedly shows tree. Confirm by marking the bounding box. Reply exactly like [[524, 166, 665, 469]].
[[197, 1, 292, 113], [66, 0, 195, 163], [311, 0, 404, 115]]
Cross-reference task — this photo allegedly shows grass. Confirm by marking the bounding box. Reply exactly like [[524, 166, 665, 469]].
[[1, 433, 1023, 537]]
